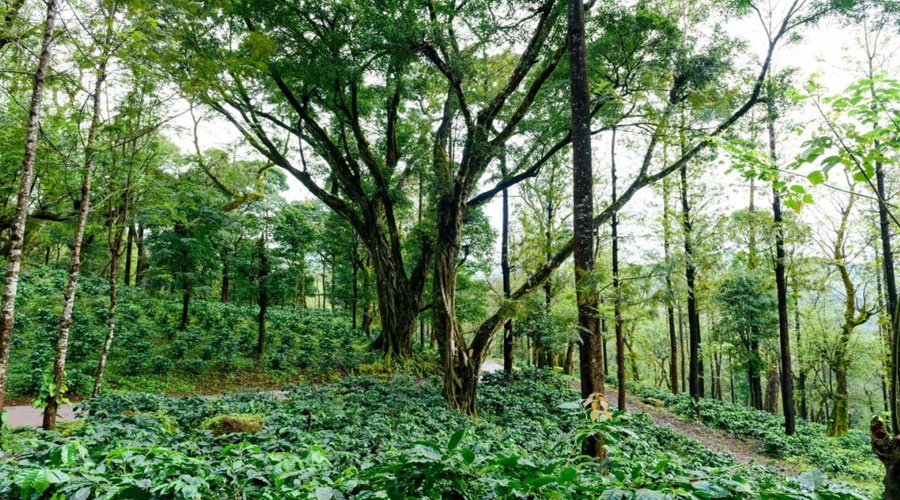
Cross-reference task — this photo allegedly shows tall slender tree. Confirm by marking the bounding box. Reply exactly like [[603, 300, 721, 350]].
[[767, 81, 797, 435], [0, 0, 59, 425], [44, 0, 116, 430]]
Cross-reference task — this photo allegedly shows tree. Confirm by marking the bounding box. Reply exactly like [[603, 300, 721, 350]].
[[821, 189, 875, 436], [0, 0, 58, 427], [44, 0, 117, 430], [715, 271, 777, 409], [766, 77, 797, 434], [567, 0, 604, 457]]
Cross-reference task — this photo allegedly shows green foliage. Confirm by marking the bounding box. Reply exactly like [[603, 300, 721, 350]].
[[5, 267, 375, 398], [0, 371, 868, 498], [635, 387, 881, 488]]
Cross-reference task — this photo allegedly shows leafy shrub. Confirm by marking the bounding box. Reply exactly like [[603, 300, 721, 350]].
[[633, 386, 881, 484], [0, 371, 868, 499]]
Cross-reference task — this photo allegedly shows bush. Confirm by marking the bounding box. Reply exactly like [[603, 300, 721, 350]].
[[0, 372, 867, 499]]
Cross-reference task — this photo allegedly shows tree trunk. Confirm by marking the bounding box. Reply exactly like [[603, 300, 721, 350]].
[[179, 288, 190, 331], [135, 224, 147, 286], [256, 237, 268, 358], [351, 238, 359, 330], [501, 150, 513, 374], [365, 224, 427, 358], [828, 364, 850, 436], [0, 0, 58, 424], [611, 128, 625, 411], [678, 305, 686, 393], [567, 0, 604, 459], [764, 365, 779, 413], [124, 224, 135, 286], [749, 340, 763, 410], [680, 161, 702, 402], [662, 177, 678, 394], [221, 252, 230, 303], [873, 416, 900, 499], [44, 47, 108, 431], [768, 101, 796, 434], [93, 233, 123, 397]]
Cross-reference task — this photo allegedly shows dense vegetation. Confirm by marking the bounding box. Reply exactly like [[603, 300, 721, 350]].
[[637, 386, 881, 488], [1, 0, 899, 496], [0, 371, 870, 498], [4, 268, 375, 399]]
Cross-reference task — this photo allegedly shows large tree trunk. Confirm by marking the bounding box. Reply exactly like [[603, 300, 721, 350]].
[[567, 0, 604, 459], [0, 0, 58, 424], [433, 196, 477, 413], [828, 363, 850, 436], [501, 152, 513, 374], [872, 418, 900, 499], [611, 128, 625, 411], [367, 221, 427, 358], [351, 236, 359, 330], [768, 99, 796, 434], [44, 48, 108, 430]]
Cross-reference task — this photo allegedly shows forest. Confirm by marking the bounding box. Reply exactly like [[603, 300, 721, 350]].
[[0, 0, 899, 498]]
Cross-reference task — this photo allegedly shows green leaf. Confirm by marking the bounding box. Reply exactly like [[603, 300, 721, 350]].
[[807, 170, 825, 185], [447, 428, 464, 451], [559, 466, 577, 483]]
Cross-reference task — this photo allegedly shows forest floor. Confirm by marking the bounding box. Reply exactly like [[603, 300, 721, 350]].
[[3, 360, 797, 477], [602, 388, 797, 474]]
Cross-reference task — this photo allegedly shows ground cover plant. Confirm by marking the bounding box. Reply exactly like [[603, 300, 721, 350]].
[[635, 386, 882, 490], [5, 268, 375, 400], [0, 371, 870, 498]]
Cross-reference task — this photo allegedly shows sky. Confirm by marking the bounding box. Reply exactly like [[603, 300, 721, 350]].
[[160, 5, 898, 273]]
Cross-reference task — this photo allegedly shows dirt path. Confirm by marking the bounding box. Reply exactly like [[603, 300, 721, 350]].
[[5, 403, 77, 428], [590, 383, 798, 474]]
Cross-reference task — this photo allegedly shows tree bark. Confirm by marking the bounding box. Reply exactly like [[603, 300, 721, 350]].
[[611, 128, 625, 411], [135, 224, 147, 286], [872, 417, 900, 499], [257, 236, 268, 358], [124, 224, 135, 286], [567, 0, 604, 459], [221, 251, 230, 303], [662, 176, 678, 394], [749, 340, 763, 410], [44, 44, 108, 430], [0, 0, 58, 424], [501, 150, 513, 374], [179, 288, 190, 331], [680, 160, 702, 402], [767, 98, 796, 434]]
